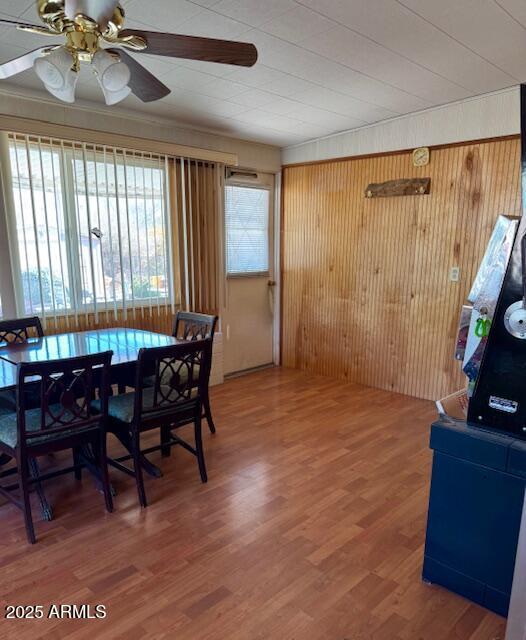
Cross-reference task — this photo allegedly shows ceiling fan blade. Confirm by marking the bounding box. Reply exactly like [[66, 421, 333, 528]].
[[0, 17, 44, 29], [0, 46, 60, 80], [65, 0, 118, 28], [119, 30, 258, 67], [106, 48, 170, 103], [0, 17, 58, 36]]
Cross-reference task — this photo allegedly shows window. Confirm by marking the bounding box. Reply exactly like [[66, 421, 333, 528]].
[[10, 141, 71, 314], [225, 185, 269, 276], [7, 136, 171, 318]]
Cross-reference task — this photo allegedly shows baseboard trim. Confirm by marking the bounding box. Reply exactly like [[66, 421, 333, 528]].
[[224, 363, 275, 379]]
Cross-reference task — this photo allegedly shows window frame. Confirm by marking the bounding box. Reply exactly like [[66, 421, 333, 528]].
[[4, 140, 173, 318], [0, 133, 20, 319], [224, 181, 273, 280]]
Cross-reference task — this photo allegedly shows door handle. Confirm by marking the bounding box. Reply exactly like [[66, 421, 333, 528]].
[[268, 280, 275, 315]]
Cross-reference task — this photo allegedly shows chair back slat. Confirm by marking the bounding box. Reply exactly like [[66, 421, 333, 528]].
[[0, 317, 43, 344], [174, 312, 218, 342], [16, 351, 112, 446], [134, 340, 212, 422]]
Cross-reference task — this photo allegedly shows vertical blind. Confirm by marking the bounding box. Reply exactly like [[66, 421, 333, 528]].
[[169, 158, 223, 315], [0, 132, 225, 328], [5, 133, 173, 326]]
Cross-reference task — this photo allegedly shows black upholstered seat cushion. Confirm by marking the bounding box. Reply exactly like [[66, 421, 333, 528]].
[[0, 405, 92, 449], [0, 383, 45, 413], [92, 386, 196, 426], [0, 403, 14, 420], [0, 389, 16, 413]]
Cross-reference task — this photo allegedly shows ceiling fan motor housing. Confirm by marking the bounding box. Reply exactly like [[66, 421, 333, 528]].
[[38, 0, 125, 42]]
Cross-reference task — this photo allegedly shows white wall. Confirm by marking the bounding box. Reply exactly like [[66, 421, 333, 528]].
[[282, 86, 520, 165], [0, 88, 282, 173]]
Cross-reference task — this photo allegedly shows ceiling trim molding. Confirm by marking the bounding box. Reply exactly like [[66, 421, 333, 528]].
[[0, 114, 239, 165], [282, 134, 520, 168]]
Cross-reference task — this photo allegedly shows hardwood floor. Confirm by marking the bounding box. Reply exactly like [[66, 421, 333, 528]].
[[0, 368, 506, 640]]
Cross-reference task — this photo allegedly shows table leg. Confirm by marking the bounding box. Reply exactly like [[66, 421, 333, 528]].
[[29, 458, 53, 522], [114, 432, 163, 478]]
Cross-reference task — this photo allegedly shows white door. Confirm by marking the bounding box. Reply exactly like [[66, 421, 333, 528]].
[[222, 175, 276, 375]]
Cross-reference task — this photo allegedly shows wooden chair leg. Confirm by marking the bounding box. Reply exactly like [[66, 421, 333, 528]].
[[19, 457, 36, 544], [28, 457, 53, 522], [203, 392, 216, 434], [131, 431, 148, 508], [160, 426, 171, 457], [72, 447, 82, 480], [194, 412, 208, 484], [97, 436, 113, 513]]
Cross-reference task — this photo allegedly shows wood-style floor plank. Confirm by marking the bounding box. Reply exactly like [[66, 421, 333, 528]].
[[0, 368, 506, 639]]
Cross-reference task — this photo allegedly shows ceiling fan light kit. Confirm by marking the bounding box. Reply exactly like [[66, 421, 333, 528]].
[[99, 82, 131, 105], [34, 45, 78, 103], [92, 48, 131, 104], [92, 49, 130, 92], [0, 0, 258, 106]]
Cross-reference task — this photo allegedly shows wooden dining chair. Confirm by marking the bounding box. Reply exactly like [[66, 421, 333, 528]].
[[0, 317, 44, 413], [95, 340, 213, 508], [0, 351, 113, 544], [0, 316, 44, 344], [173, 311, 218, 434]]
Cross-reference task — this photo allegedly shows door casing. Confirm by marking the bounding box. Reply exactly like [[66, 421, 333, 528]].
[[222, 171, 278, 375]]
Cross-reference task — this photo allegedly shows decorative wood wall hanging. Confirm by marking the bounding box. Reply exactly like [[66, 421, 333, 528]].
[[365, 177, 431, 198]]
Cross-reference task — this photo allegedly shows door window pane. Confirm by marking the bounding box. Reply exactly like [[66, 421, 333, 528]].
[[225, 186, 269, 275]]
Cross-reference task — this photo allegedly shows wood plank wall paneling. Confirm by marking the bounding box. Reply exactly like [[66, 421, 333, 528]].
[[281, 138, 522, 401], [43, 305, 175, 337]]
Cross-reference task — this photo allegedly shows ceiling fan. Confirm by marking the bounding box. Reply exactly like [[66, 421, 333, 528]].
[[0, 0, 258, 105]]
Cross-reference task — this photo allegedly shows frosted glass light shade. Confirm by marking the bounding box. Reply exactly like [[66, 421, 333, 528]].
[[34, 46, 78, 103], [100, 84, 132, 105], [92, 49, 130, 92]]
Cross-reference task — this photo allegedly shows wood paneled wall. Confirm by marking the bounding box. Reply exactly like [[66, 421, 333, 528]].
[[281, 137, 521, 400], [43, 305, 175, 337]]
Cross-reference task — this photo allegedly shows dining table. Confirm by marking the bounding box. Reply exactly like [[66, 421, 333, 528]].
[[0, 327, 181, 520]]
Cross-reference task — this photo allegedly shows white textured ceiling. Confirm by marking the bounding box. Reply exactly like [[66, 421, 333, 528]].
[[0, 0, 525, 147]]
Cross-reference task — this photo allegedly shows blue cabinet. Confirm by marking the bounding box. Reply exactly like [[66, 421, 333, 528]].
[[423, 418, 526, 616]]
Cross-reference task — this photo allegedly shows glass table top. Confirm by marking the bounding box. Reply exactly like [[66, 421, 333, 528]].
[[0, 328, 180, 390]]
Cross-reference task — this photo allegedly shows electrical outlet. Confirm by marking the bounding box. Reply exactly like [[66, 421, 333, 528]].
[[450, 266, 460, 282]]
